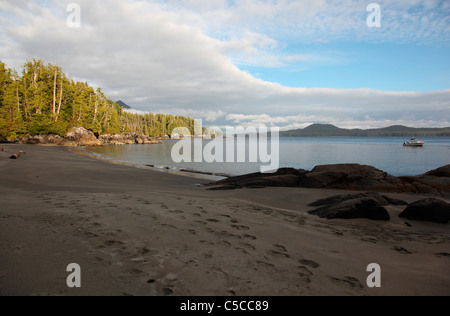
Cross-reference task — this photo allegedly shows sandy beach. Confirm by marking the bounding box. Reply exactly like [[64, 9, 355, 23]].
[[0, 144, 449, 296]]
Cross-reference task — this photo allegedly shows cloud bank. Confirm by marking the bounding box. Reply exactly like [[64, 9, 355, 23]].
[[0, 0, 449, 129]]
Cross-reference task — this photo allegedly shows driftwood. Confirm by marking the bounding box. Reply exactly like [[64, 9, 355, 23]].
[[10, 151, 26, 159]]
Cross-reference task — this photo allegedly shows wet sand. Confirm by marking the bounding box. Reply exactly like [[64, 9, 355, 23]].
[[0, 144, 449, 296]]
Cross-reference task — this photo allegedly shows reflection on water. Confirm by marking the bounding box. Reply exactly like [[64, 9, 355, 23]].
[[87, 137, 450, 176]]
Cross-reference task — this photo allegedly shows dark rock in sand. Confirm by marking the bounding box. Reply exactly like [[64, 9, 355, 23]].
[[299, 164, 403, 189], [309, 192, 407, 207], [206, 168, 306, 190], [309, 195, 391, 221], [399, 198, 450, 224]]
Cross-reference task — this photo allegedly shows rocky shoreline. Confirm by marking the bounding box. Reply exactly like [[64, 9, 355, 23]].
[[0, 127, 164, 147], [206, 164, 450, 224], [206, 164, 450, 197]]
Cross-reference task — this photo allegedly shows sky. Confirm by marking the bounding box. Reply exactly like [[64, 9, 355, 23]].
[[0, 0, 449, 130]]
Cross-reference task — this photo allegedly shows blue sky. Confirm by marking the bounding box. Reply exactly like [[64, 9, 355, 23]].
[[241, 42, 450, 92], [0, 0, 449, 129]]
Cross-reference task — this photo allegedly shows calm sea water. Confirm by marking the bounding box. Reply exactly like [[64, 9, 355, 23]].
[[87, 137, 450, 177]]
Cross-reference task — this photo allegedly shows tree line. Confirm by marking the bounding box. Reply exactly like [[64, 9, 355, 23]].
[[0, 60, 195, 140]]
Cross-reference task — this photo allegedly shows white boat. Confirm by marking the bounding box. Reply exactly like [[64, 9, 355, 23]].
[[403, 138, 424, 147]]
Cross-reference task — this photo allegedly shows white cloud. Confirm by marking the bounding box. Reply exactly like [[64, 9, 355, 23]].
[[0, 0, 449, 130]]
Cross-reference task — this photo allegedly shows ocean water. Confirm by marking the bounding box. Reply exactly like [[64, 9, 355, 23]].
[[87, 137, 450, 177]]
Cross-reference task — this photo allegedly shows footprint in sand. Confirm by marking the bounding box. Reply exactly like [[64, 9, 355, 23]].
[[243, 234, 257, 240], [274, 244, 287, 252], [266, 250, 290, 259], [265, 244, 291, 258], [231, 224, 250, 231], [328, 276, 363, 289], [216, 231, 241, 240], [299, 259, 320, 269], [435, 253, 450, 258], [256, 261, 275, 268], [298, 266, 313, 284], [207, 219, 220, 223], [361, 238, 378, 244], [221, 240, 232, 247], [392, 246, 415, 255], [239, 242, 256, 251], [169, 210, 184, 214]]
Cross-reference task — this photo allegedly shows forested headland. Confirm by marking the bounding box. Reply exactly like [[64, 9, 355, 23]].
[[0, 60, 195, 140], [281, 124, 450, 137]]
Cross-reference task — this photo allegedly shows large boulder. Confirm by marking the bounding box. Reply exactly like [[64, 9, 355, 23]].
[[65, 127, 102, 146], [309, 195, 391, 221], [138, 135, 162, 144], [43, 134, 63, 144], [299, 164, 402, 189], [399, 198, 450, 224]]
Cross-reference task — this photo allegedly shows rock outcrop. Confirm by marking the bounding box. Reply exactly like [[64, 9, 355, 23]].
[[308, 193, 391, 221], [298, 164, 404, 190], [206, 164, 450, 196], [21, 135, 64, 145], [99, 133, 162, 145], [400, 198, 450, 224], [206, 168, 306, 190], [64, 127, 103, 147], [10, 129, 164, 146], [399, 165, 450, 196]]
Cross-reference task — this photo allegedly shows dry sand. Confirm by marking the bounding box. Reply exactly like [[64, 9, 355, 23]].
[[0, 144, 449, 296]]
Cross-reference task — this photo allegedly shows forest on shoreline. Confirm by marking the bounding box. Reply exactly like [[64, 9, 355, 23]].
[[0, 60, 195, 140]]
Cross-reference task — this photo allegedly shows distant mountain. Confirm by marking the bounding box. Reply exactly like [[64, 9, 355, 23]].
[[281, 124, 450, 137], [117, 100, 132, 110]]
